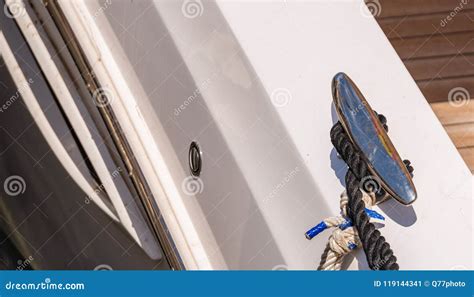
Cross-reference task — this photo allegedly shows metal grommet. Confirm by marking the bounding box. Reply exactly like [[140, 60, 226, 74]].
[[188, 141, 202, 176]]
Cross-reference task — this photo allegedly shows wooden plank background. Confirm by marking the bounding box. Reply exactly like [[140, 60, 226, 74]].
[[370, 0, 474, 172]]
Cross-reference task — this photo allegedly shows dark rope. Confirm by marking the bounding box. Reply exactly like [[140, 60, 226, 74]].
[[330, 121, 399, 270]]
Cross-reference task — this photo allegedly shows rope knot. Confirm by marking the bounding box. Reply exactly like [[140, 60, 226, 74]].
[[328, 226, 360, 255], [305, 190, 384, 270]]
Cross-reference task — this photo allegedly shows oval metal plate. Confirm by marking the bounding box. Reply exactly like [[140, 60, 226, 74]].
[[189, 141, 202, 177], [332, 72, 417, 205]]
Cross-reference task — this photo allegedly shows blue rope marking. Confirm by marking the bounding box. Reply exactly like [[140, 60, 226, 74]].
[[338, 219, 352, 230], [305, 221, 327, 239], [348, 242, 357, 250], [305, 208, 385, 240], [364, 208, 385, 220]]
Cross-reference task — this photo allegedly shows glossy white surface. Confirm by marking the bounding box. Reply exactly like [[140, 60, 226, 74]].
[[68, 0, 472, 269]]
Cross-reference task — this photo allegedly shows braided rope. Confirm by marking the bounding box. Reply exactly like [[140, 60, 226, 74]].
[[330, 122, 399, 270], [317, 190, 377, 270]]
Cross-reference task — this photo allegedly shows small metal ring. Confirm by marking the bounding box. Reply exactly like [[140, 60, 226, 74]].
[[188, 141, 202, 176]]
